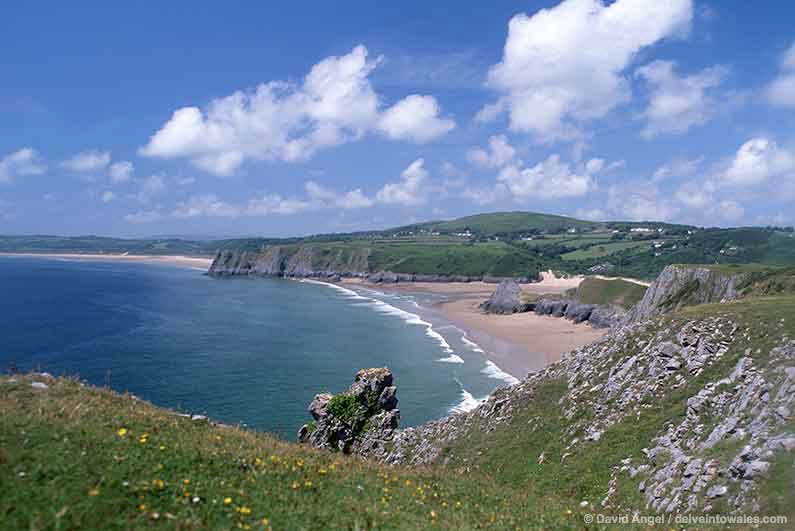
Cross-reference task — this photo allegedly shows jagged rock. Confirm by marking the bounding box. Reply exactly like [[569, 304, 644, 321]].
[[480, 280, 532, 314], [308, 393, 333, 420], [588, 304, 627, 328], [564, 302, 597, 323], [742, 460, 770, 480], [534, 298, 569, 317], [707, 485, 728, 499], [626, 265, 745, 323], [299, 368, 400, 455]]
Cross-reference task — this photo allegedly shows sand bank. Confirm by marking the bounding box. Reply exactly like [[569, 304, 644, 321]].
[[0, 253, 213, 269]]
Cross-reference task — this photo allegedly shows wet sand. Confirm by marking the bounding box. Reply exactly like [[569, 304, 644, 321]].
[[342, 272, 607, 378]]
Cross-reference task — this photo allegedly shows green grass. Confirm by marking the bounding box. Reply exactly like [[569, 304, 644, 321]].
[[4, 295, 795, 528], [560, 241, 650, 261], [418, 211, 597, 236], [0, 376, 587, 530], [570, 277, 647, 309]]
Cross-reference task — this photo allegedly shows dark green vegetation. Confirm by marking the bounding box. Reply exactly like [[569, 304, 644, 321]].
[[566, 277, 648, 309], [3, 212, 795, 280], [1, 376, 584, 529]]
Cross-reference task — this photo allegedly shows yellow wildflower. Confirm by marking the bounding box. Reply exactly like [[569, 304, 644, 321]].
[[260, 518, 270, 526], [117, 428, 128, 437], [159, 445, 166, 451], [88, 488, 99, 497], [183, 479, 191, 485], [319, 468, 327, 475], [291, 481, 300, 490], [430, 510, 437, 519], [138, 503, 146, 512], [239, 506, 252, 515], [224, 497, 233, 505], [153, 479, 165, 489], [304, 480, 313, 488]]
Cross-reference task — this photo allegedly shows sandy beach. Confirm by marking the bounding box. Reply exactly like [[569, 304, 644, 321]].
[[0, 253, 213, 269], [343, 272, 607, 378]]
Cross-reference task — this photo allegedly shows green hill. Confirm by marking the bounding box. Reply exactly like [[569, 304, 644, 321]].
[[414, 211, 597, 237]]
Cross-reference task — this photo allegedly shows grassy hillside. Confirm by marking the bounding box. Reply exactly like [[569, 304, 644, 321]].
[[4, 294, 795, 528], [568, 277, 648, 309], [413, 211, 597, 237], [0, 376, 583, 529]]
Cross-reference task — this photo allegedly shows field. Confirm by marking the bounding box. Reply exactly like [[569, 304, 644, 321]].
[[568, 277, 648, 309]]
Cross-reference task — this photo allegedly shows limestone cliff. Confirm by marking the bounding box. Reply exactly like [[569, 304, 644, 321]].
[[626, 265, 745, 323], [208, 245, 370, 279]]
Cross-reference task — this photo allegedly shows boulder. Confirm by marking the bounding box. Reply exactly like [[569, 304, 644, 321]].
[[564, 302, 597, 324], [479, 280, 533, 315], [588, 304, 627, 328]]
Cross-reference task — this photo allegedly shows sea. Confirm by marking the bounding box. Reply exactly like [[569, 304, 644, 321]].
[[0, 256, 518, 437]]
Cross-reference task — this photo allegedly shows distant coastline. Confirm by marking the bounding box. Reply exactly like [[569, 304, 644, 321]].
[[0, 252, 213, 269]]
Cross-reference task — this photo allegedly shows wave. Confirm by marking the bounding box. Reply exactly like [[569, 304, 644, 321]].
[[449, 389, 484, 414], [302, 279, 458, 357], [437, 354, 464, 363], [481, 360, 520, 385], [461, 335, 485, 353], [299, 279, 368, 300]]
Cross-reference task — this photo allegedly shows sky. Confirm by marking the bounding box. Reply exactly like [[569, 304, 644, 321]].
[[1, 0, 794, 237]]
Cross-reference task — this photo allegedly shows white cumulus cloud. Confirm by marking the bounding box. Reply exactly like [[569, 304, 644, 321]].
[[140, 46, 454, 176], [467, 135, 516, 168], [497, 154, 596, 200], [377, 95, 455, 143], [172, 194, 241, 218], [636, 60, 728, 138], [376, 158, 429, 206], [765, 42, 795, 108], [109, 161, 134, 183], [479, 0, 693, 140], [305, 181, 373, 209], [723, 137, 795, 186], [61, 149, 111, 173], [101, 190, 116, 202], [0, 148, 46, 183]]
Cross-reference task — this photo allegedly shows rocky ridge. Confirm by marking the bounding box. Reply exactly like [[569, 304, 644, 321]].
[[345, 307, 795, 515], [626, 264, 745, 323]]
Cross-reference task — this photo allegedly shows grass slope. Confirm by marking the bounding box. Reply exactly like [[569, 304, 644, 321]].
[[0, 377, 580, 529], [569, 277, 647, 309]]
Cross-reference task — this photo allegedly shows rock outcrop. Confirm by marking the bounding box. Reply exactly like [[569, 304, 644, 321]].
[[532, 298, 625, 328], [298, 368, 400, 456], [626, 265, 745, 323], [371, 307, 795, 516], [479, 280, 533, 314]]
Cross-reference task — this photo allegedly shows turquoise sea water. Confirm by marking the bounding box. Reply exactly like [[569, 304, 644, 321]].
[[0, 257, 516, 437]]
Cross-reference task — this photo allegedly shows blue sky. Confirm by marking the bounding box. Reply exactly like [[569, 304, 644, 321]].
[[1, 0, 794, 237]]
